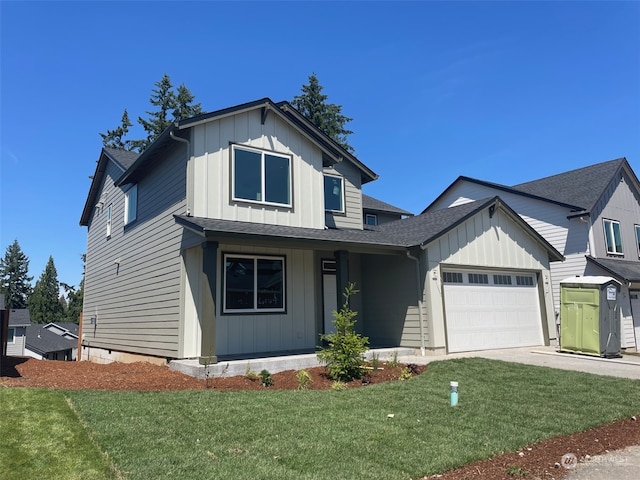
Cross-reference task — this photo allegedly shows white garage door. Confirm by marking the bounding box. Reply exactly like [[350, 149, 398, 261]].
[[443, 270, 544, 353]]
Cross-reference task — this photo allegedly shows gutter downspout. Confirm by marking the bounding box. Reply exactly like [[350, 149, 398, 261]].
[[170, 129, 192, 216], [406, 250, 426, 356]]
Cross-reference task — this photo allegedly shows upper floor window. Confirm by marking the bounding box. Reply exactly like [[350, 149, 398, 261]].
[[223, 254, 285, 313], [324, 174, 344, 212], [124, 184, 137, 225], [106, 204, 112, 237], [603, 219, 623, 255], [635, 225, 640, 258], [232, 145, 291, 207], [365, 213, 378, 226]]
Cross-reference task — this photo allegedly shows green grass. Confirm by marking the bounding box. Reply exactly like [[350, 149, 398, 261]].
[[0, 388, 117, 480], [62, 358, 640, 480]]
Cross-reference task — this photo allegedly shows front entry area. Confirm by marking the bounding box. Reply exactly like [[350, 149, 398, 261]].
[[322, 260, 338, 335], [443, 269, 544, 353]]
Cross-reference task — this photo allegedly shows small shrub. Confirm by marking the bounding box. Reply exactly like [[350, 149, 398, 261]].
[[296, 370, 311, 390], [361, 373, 372, 385], [398, 367, 413, 381], [245, 362, 258, 380], [317, 282, 369, 382], [259, 369, 273, 387], [371, 353, 379, 371], [387, 351, 399, 367], [331, 381, 347, 391], [506, 465, 529, 477]]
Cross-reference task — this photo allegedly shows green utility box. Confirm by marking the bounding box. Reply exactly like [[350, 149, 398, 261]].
[[559, 276, 621, 358]]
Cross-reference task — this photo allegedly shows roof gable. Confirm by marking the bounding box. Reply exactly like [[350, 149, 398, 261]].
[[362, 194, 413, 216]]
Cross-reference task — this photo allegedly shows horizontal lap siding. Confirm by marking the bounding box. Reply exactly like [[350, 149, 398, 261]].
[[83, 145, 187, 358]]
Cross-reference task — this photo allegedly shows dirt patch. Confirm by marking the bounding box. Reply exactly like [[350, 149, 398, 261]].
[[2, 356, 639, 479]]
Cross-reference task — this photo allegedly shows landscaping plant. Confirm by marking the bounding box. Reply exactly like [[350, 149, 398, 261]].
[[317, 282, 369, 381]]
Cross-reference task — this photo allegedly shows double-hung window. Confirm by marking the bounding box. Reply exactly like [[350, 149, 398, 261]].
[[124, 184, 137, 225], [324, 174, 344, 212], [232, 145, 291, 207], [603, 219, 623, 255], [223, 254, 285, 313], [106, 204, 112, 237]]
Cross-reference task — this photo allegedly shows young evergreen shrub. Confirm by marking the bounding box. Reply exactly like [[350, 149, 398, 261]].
[[317, 282, 369, 382], [296, 369, 312, 390]]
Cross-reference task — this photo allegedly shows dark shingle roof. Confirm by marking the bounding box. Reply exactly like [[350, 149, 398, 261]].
[[8, 309, 31, 327], [362, 194, 413, 216], [25, 324, 77, 355], [585, 256, 640, 283], [104, 147, 139, 170], [512, 158, 626, 213]]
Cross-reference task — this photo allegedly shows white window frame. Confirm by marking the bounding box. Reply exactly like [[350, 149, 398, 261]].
[[603, 219, 623, 255], [635, 225, 640, 258], [106, 204, 112, 237], [124, 184, 137, 225], [323, 174, 345, 213], [365, 214, 378, 226], [223, 253, 286, 314], [231, 144, 292, 208]]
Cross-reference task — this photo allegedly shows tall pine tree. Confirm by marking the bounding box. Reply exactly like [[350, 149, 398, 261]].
[[99, 109, 133, 150], [291, 73, 354, 153], [29, 256, 64, 324], [0, 239, 33, 308]]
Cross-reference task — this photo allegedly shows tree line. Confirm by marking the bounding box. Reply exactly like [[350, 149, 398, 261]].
[[0, 239, 83, 324], [100, 72, 355, 153]]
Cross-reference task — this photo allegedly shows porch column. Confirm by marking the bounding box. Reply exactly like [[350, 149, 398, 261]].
[[334, 250, 350, 307], [200, 241, 218, 365]]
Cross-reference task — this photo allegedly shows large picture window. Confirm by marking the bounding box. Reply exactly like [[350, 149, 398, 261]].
[[223, 254, 285, 313], [324, 174, 344, 212], [604, 219, 623, 255], [232, 145, 291, 207]]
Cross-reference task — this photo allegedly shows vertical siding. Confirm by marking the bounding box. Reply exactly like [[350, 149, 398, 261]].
[[82, 144, 187, 358], [211, 243, 317, 357], [424, 207, 556, 349], [361, 253, 425, 348], [191, 110, 325, 229]]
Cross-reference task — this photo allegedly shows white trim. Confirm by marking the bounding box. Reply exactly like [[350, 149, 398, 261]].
[[365, 213, 378, 226], [323, 173, 345, 213], [603, 218, 624, 255], [124, 184, 137, 225], [106, 204, 112, 237]]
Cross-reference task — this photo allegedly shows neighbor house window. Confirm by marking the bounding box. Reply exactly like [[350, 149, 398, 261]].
[[223, 254, 285, 313], [603, 219, 623, 255], [516, 275, 534, 286], [324, 174, 344, 212], [232, 145, 291, 207], [106, 204, 112, 237], [365, 214, 378, 226], [124, 184, 137, 225], [8, 327, 15, 343], [443, 271, 463, 283], [493, 274, 512, 285], [635, 225, 640, 258]]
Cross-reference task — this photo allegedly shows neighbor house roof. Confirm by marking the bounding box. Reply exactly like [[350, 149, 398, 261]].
[[422, 158, 630, 216], [362, 194, 413, 216], [585, 256, 640, 283], [8, 309, 31, 327], [175, 196, 563, 261], [25, 324, 77, 356], [43, 322, 79, 339]]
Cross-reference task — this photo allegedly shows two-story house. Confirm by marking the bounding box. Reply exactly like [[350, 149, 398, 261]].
[[424, 158, 640, 351], [80, 98, 562, 365]]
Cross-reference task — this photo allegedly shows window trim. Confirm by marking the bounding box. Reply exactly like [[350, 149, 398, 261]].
[[231, 144, 292, 208], [106, 204, 112, 237], [323, 173, 345, 213], [603, 219, 623, 255], [365, 213, 378, 226], [635, 224, 640, 258], [222, 253, 286, 314], [124, 184, 138, 225]]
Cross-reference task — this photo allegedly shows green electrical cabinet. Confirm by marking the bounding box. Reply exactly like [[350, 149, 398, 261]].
[[559, 276, 621, 358]]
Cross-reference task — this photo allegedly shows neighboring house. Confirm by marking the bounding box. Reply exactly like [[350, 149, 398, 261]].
[[6, 309, 31, 357], [43, 322, 79, 360], [362, 193, 413, 226], [79, 97, 562, 364], [424, 157, 640, 350], [25, 323, 77, 361]]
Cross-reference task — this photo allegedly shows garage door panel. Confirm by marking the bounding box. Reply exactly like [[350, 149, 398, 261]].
[[444, 271, 543, 353]]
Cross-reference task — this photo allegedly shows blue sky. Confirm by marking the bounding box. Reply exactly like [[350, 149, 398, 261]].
[[1, 1, 639, 289]]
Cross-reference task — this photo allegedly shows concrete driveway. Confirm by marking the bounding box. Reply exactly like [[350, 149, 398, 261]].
[[399, 345, 640, 380]]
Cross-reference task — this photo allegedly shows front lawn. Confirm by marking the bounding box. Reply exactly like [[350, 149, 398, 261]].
[[61, 358, 640, 479]]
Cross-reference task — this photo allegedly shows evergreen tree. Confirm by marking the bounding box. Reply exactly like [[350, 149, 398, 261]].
[[0, 239, 33, 308], [99, 109, 134, 150], [28, 256, 64, 324], [291, 73, 354, 153], [61, 254, 84, 323], [173, 83, 203, 121], [131, 74, 176, 152]]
